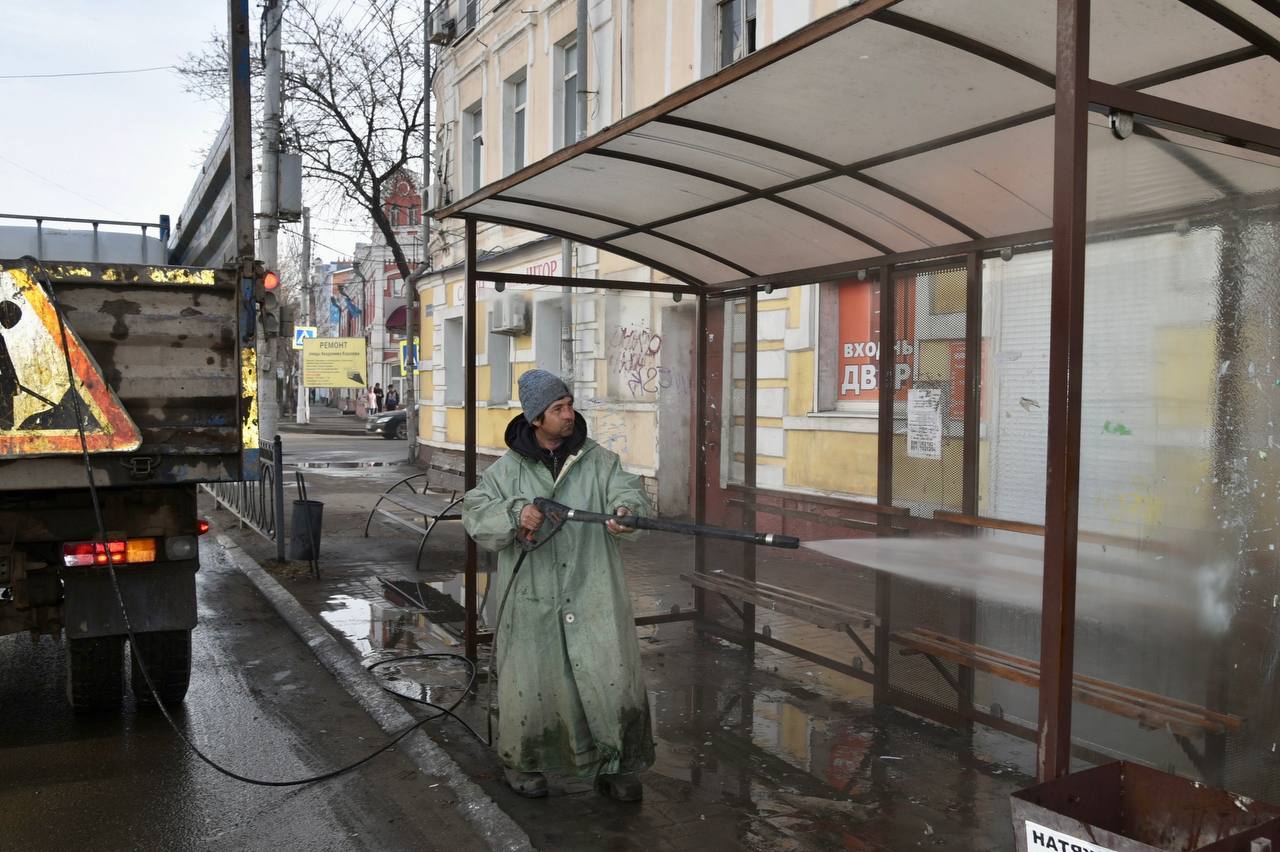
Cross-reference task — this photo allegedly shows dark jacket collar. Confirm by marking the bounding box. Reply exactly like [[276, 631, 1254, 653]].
[[505, 410, 588, 464]]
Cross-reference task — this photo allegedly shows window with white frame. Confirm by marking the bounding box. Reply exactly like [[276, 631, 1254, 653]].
[[488, 309, 512, 404], [443, 316, 464, 405], [718, 0, 757, 68], [463, 101, 483, 194], [557, 40, 578, 147], [503, 70, 527, 175]]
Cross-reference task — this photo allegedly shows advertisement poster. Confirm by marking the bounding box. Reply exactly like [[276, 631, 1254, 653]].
[[302, 337, 367, 388]]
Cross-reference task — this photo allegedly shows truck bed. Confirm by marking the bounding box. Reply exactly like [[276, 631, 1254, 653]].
[[0, 260, 251, 489]]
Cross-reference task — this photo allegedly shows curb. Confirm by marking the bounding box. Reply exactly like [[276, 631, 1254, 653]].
[[277, 425, 372, 436], [215, 533, 533, 852]]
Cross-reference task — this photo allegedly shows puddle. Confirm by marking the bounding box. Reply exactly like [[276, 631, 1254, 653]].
[[317, 571, 1031, 850]]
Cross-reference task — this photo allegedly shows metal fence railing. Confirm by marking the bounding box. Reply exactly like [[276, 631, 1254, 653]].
[[202, 434, 286, 562]]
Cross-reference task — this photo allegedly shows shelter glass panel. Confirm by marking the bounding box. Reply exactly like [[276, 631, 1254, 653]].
[[1077, 115, 1280, 798], [890, 264, 968, 521]]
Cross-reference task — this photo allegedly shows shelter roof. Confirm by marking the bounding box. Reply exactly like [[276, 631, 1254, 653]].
[[432, 0, 1280, 290]]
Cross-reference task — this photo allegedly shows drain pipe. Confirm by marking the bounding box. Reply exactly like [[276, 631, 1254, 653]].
[[560, 0, 588, 385]]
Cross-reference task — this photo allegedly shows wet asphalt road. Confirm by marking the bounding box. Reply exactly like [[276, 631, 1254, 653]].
[[0, 538, 487, 852]]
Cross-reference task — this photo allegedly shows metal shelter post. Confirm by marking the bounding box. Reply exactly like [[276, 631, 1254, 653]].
[[464, 218, 479, 661], [874, 263, 895, 705], [958, 250, 984, 723], [741, 288, 758, 656], [694, 292, 709, 616], [1038, 0, 1091, 782]]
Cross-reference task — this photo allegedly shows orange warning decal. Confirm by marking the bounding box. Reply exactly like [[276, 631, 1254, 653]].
[[0, 266, 142, 457]]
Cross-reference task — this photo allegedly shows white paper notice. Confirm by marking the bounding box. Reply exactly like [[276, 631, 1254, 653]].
[[907, 388, 942, 460], [1024, 820, 1119, 852]]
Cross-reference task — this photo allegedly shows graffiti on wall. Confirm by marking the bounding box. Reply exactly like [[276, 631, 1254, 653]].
[[609, 322, 664, 398]]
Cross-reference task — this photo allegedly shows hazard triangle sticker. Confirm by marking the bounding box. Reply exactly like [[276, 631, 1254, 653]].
[[0, 267, 141, 457]]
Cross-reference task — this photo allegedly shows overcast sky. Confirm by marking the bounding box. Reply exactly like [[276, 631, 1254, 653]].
[[0, 2, 362, 263]]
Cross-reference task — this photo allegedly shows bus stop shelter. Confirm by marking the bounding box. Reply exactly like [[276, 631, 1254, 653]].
[[432, 0, 1280, 794]]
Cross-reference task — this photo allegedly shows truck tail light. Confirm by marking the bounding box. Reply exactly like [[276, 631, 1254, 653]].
[[62, 538, 157, 568]]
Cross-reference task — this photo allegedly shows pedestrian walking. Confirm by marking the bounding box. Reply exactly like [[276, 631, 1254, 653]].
[[385, 386, 399, 411], [366, 386, 377, 415], [462, 369, 653, 802], [373, 382, 384, 414]]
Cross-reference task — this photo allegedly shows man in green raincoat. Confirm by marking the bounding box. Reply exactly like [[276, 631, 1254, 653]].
[[462, 369, 654, 802]]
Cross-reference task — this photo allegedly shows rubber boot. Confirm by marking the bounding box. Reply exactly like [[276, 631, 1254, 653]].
[[503, 768, 548, 798], [596, 771, 644, 802]]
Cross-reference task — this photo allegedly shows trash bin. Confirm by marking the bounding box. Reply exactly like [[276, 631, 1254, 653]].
[[1011, 762, 1280, 851], [289, 499, 324, 561]]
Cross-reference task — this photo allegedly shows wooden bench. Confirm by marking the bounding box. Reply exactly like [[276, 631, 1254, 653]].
[[892, 626, 1243, 774], [363, 466, 465, 571], [683, 569, 880, 679]]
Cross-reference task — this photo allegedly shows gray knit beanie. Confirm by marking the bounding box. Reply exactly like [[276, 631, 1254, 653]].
[[518, 369, 571, 423]]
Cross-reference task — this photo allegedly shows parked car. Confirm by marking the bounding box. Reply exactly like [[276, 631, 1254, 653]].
[[366, 409, 407, 440]]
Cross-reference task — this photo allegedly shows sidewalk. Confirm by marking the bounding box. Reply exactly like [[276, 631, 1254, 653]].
[[277, 403, 372, 436], [206, 445, 1033, 851]]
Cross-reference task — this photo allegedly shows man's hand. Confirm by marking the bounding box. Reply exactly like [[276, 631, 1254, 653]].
[[606, 506, 635, 534], [518, 503, 544, 540]]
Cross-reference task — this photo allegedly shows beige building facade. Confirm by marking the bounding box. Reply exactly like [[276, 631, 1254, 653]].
[[419, 1, 860, 512]]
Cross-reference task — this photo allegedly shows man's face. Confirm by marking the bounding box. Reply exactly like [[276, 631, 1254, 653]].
[[534, 396, 575, 440]]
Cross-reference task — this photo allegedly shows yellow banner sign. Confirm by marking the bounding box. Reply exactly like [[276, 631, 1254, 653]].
[[302, 337, 367, 388]]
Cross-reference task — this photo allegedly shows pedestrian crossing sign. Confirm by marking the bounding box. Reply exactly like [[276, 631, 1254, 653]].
[[0, 266, 142, 457], [293, 325, 318, 349]]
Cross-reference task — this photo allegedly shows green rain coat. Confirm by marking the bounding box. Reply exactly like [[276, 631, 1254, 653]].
[[462, 414, 655, 777]]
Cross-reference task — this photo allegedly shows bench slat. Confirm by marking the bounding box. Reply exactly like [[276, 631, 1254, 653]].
[[381, 492, 461, 517], [682, 572, 877, 630], [894, 628, 1241, 736]]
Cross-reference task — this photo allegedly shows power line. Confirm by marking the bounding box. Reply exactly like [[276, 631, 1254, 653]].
[[0, 65, 175, 80]]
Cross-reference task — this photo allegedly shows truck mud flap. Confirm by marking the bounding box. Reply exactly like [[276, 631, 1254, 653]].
[[63, 563, 197, 639]]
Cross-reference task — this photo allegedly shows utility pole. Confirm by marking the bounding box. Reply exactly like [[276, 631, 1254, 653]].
[[257, 0, 284, 438], [407, 2, 432, 462], [296, 206, 311, 425]]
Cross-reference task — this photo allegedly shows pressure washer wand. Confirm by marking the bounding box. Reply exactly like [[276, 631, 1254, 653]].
[[532, 497, 800, 549]]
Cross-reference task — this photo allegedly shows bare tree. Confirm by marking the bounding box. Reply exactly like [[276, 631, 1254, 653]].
[[177, 0, 427, 282]]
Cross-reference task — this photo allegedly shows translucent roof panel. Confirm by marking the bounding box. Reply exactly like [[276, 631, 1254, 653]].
[[669, 19, 1052, 167], [1145, 57, 1280, 128], [434, 0, 1280, 289], [657, 199, 880, 275], [501, 152, 743, 225], [862, 117, 1057, 238], [469, 199, 625, 242], [600, 124, 825, 189], [778, 176, 973, 251]]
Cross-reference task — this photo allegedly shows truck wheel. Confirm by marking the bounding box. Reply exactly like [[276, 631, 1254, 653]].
[[65, 636, 125, 712], [130, 630, 193, 707]]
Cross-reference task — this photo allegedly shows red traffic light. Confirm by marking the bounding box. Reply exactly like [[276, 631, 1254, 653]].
[[263, 270, 280, 291]]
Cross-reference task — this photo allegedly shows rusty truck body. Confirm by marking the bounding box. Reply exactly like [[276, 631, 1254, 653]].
[[0, 222, 256, 710]]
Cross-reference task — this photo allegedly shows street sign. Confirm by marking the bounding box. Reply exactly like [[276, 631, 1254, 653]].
[[301, 337, 366, 388], [399, 336, 420, 372], [292, 325, 318, 349], [0, 266, 142, 457]]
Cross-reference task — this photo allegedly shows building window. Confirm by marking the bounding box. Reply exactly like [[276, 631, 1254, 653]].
[[719, 0, 757, 68], [488, 311, 512, 405], [463, 0, 477, 32], [393, 279, 405, 297], [504, 71, 527, 175], [557, 40, 578, 147], [463, 101, 483, 194]]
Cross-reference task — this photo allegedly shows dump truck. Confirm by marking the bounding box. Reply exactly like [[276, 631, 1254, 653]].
[[0, 218, 259, 711]]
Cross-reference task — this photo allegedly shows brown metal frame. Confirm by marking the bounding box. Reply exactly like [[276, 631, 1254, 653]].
[[440, 0, 1280, 787]]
